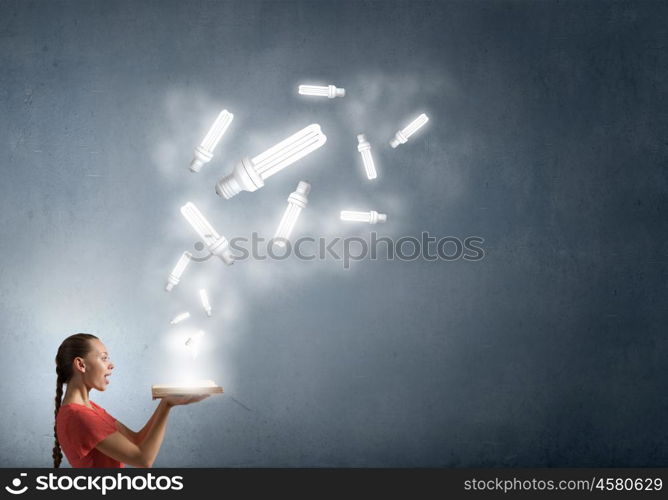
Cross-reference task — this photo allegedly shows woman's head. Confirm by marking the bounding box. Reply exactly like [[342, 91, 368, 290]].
[[53, 333, 114, 467], [55, 334, 114, 391]]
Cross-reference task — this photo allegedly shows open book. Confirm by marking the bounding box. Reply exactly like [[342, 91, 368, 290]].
[[151, 380, 224, 399]]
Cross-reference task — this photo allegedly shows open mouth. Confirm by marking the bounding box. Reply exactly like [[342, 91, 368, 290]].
[[104, 373, 111, 384]]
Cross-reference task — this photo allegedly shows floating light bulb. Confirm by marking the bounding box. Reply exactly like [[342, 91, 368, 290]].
[[199, 289, 212, 317], [389, 113, 429, 148], [185, 330, 205, 359], [170, 312, 191, 325], [273, 181, 311, 248], [165, 251, 192, 291], [340, 210, 387, 224], [298, 84, 345, 98], [215, 124, 326, 199], [190, 109, 234, 173], [180, 202, 235, 265], [356, 134, 377, 180]]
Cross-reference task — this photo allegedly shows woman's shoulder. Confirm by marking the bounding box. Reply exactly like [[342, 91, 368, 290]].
[[58, 401, 101, 417]]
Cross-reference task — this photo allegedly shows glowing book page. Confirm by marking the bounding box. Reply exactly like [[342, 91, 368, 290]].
[[151, 380, 223, 399]]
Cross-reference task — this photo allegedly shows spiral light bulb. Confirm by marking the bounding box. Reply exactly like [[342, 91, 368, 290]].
[[298, 84, 345, 99], [190, 109, 234, 172], [273, 181, 311, 248], [180, 202, 235, 265], [390, 113, 429, 148], [165, 251, 192, 291], [340, 210, 387, 224], [356, 134, 377, 180], [215, 124, 326, 199]]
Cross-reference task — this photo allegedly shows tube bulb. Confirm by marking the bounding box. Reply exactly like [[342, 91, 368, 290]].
[[215, 124, 326, 199], [190, 109, 234, 172], [273, 181, 311, 247], [340, 210, 387, 224], [390, 113, 429, 148]]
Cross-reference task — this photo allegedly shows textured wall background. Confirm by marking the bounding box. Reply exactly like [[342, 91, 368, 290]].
[[1, 0, 667, 467]]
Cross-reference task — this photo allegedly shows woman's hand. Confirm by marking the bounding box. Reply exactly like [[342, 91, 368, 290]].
[[162, 394, 210, 408]]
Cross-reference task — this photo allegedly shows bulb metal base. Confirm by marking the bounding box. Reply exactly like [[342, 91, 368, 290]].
[[215, 157, 265, 199], [190, 146, 213, 172]]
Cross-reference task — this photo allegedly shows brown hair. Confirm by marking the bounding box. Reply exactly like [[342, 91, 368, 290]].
[[53, 333, 98, 468]]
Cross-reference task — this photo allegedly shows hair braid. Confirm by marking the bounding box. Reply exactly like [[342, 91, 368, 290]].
[[53, 333, 98, 468], [53, 373, 64, 468]]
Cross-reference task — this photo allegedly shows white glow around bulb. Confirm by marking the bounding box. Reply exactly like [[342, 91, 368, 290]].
[[199, 289, 212, 317], [180, 202, 234, 265], [356, 134, 377, 180], [390, 113, 429, 148], [215, 124, 326, 199], [298, 84, 345, 98], [190, 109, 234, 172], [170, 312, 190, 325], [273, 181, 311, 247], [165, 251, 192, 291], [185, 330, 205, 359], [340, 210, 387, 224]]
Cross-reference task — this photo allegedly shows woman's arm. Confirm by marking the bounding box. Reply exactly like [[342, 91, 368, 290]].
[[96, 395, 208, 468], [115, 402, 164, 445]]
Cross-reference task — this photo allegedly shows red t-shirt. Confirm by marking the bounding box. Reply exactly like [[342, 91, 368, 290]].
[[56, 400, 124, 468]]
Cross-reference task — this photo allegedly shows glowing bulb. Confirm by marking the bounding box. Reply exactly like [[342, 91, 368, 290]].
[[340, 210, 387, 224], [356, 134, 377, 180], [199, 289, 212, 317], [170, 312, 190, 325], [298, 84, 345, 98], [273, 181, 311, 248], [215, 124, 326, 199], [180, 202, 235, 265], [190, 109, 234, 172], [389, 113, 429, 148], [165, 251, 192, 291], [185, 330, 205, 359]]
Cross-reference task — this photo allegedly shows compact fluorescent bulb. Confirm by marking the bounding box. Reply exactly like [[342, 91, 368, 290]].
[[356, 134, 377, 180], [390, 113, 429, 148], [298, 84, 345, 98], [180, 202, 234, 265], [190, 109, 234, 173], [185, 330, 205, 359], [273, 181, 311, 248], [165, 251, 192, 291], [170, 312, 191, 325], [199, 289, 212, 317], [215, 124, 326, 199], [340, 210, 387, 224]]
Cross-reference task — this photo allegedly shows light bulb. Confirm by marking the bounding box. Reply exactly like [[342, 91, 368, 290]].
[[356, 134, 377, 180], [298, 84, 345, 98], [199, 289, 212, 317], [215, 124, 326, 199], [185, 330, 205, 359], [190, 109, 234, 173], [340, 210, 387, 224], [180, 202, 235, 265], [389, 113, 429, 148], [273, 181, 311, 248], [170, 312, 190, 325], [165, 251, 192, 291]]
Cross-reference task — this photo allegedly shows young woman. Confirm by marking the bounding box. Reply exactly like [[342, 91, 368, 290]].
[[53, 333, 208, 468]]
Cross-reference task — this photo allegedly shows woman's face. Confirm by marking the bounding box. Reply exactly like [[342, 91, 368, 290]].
[[81, 339, 114, 391]]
